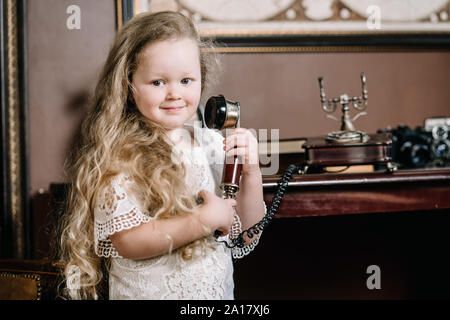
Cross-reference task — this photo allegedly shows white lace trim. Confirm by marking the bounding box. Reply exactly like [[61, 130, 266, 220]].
[[93, 173, 154, 259], [229, 201, 266, 259], [229, 207, 242, 240], [232, 236, 261, 259], [94, 207, 152, 258]]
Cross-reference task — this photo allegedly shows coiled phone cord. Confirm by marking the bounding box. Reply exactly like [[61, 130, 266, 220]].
[[217, 163, 303, 249]]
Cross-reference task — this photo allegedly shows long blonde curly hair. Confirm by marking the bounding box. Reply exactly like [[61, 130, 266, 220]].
[[59, 11, 220, 300]]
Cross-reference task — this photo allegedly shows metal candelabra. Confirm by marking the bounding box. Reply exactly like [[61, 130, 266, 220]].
[[318, 72, 369, 143]]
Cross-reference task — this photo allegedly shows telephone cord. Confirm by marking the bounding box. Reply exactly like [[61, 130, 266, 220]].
[[217, 163, 303, 249]]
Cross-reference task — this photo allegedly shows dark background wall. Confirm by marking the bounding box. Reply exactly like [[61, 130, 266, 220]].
[[27, 0, 450, 299], [28, 0, 116, 195], [28, 0, 116, 259]]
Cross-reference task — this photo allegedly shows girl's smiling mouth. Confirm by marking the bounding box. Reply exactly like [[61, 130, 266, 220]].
[[161, 106, 185, 112]]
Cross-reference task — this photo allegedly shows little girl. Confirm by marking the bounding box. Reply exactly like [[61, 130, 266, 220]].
[[59, 11, 266, 300]]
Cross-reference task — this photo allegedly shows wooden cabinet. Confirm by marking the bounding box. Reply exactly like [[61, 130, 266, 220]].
[[263, 168, 450, 218], [233, 168, 450, 299]]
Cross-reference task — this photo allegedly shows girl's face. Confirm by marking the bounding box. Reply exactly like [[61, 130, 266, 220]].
[[131, 38, 202, 134]]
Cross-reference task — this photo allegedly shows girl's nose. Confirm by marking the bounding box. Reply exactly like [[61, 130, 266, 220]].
[[167, 84, 182, 100]]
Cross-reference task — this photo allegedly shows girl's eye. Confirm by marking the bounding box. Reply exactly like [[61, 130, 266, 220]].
[[152, 80, 164, 86], [181, 78, 192, 85]]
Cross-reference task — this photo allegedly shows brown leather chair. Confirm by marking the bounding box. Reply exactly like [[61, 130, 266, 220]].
[[0, 259, 62, 300]]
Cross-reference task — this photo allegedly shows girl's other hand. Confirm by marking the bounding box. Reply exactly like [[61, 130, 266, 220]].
[[196, 190, 236, 236]]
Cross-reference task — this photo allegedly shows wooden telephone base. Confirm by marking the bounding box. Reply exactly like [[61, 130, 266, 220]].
[[302, 132, 395, 173]]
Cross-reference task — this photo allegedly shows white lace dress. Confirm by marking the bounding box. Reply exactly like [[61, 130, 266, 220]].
[[93, 123, 263, 300]]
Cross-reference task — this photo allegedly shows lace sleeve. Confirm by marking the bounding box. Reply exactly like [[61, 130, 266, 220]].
[[94, 174, 153, 258], [230, 201, 266, 259]]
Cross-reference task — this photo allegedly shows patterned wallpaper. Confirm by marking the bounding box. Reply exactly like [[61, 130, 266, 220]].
[[133, 0, 450, 33]]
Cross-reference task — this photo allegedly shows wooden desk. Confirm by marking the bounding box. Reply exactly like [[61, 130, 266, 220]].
[[263, 168, 450, 217], [233, 168, 450, 299]]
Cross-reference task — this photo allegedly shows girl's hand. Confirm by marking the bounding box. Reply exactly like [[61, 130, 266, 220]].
[[196, 190, 236, 236], [223, 128, 260, 176]]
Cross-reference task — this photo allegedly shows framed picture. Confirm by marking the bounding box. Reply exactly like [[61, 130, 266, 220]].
[[117, 0, 450, 52], [1, 0, 29, 259]]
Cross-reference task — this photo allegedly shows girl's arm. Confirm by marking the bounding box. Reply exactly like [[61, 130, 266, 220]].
[[109, 213, 207, 260], [224, 128, 266, 245], [109, 190, 236, 260], [236, 170, 265, 232]]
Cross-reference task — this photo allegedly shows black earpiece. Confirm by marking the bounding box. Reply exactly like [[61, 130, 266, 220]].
[[204, 95, 240, 130]]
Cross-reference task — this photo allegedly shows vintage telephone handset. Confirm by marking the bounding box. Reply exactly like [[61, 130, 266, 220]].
[[203, 95, 301, 248]]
